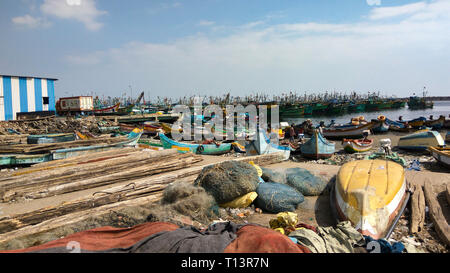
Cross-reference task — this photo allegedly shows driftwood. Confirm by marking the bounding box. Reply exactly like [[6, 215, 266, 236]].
[[409, 183, 426, 234], [0, 152, 286, 238], [423, 182, 450, 246]]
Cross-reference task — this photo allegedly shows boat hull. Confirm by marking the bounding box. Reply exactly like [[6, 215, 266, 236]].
[[27, 133, 76, 144], [333, 160, 408, 239], [322, 122, 375, 139], [342, 139, 373, 153], [245, 129, 290, 160], [159, 133, 232, 155], [397, 130, 445, 151], [428, 147, 450, 169], [301, 130, 335, 159]]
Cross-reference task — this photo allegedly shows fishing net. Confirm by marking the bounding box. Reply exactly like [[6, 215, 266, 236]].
[[254, 182, 304, 213], [194, 161, 259, 204], [261, 167, 328, 196], [285, 168, 328, 196]]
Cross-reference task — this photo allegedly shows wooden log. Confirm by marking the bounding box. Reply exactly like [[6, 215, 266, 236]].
[[0, 149, 178, 187], [0, 193, 163, 251], [447, 184, 450, 206], [423, 182, 450, 247], [409, 183, 425, 234], [0, 152, 285, 233], [1, 153, 202, 202]]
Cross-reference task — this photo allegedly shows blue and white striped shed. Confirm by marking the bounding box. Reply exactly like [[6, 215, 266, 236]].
[[0, 75, 57, 121]]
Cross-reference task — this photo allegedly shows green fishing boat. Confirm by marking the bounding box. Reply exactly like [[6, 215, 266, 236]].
[[407, 96, 433, 109], [348, 102, 366, 112], [311, 102, 329, 115], [280, 105, 305, 118]]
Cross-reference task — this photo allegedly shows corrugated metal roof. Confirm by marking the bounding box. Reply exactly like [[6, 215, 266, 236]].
[[0, 74, 58, 81]]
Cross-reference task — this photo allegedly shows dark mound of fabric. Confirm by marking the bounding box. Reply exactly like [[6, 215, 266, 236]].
[[194, 161, 259, 204], [285, 168, 328, 196], [3, 222, 312, 254], [224, 224, 310, 253], [254, 182, 304, 213]]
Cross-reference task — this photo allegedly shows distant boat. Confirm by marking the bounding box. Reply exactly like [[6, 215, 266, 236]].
[[322, 122, 375, 139], [424, 115, 446, 130], [159, 132, 232, 155], [331, 160, 410, 239], [342, 138, 373, 153], [93, 102, 120, 113], [385, 118, 409, 132], [300, 129, 335, 159], [428, 146, 450, 169], [397, 129, 445, 151], [371, 116, 389, 133], [407, 96, 433, 109], [245, 128, 290, 160], [400, 117, 426, 128], [27, 133, 76, 144], [52, 128, 143, 160]]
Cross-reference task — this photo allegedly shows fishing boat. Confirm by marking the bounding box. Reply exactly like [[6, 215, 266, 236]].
[[98, 126, 120, 133], [342, 138, 373, 153], [428, 146, 450, 169], [27, 133, 76, 144], [371, 116, 389, 133], [407, 96, 433, 109], [400, 117, 426, 128], [245, 128, 291, 160], [322, 122, 375, 139], [331, 160, 410, 239], [52, 128, 143, 160], [446, 132, 450, 143], [159, 132, 232, 155], [0, 153, 52, 166], [300, 129, 335, 159], [424, 115, 446, 130], [385, 118, 409, 132], [93, 102, 120, 113], [397, 129, 445, 151]]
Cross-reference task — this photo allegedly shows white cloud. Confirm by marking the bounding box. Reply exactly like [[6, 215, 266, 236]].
[[369, 2, 426, 20], [63, 0, 450, 97], [40, 0, 106, 31], [12, 14, 51, 28], [198, 20, 215, 27]]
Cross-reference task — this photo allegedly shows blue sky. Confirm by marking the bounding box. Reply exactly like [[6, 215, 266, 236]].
[[1, 0, 449, 100]]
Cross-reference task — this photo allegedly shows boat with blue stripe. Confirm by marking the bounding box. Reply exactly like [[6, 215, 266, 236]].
[[397, 129, 445, 151]]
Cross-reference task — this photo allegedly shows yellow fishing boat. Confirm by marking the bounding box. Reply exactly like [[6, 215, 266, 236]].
[[332, 160, 410, 239]]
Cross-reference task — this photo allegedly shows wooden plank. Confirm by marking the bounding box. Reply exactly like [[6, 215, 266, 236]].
[[423, 182, 450, 246], [409, 183, 425, 234]]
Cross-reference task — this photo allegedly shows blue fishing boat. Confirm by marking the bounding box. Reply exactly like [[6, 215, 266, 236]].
[[52, 128, 143, 160], [245, 128, 291, 160], [27, 133, 76, 144], [159, 132, 232, 155], [397, 129, 445, 151], [385, 118, 408, 132], [300, 129, 335, 159]]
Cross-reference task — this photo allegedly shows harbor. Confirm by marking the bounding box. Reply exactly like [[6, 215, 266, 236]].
[[1, 0, 449, 262], [0, 95, 448, 254]]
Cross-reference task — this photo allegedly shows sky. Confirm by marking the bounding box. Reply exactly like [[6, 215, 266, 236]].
[[0, 0, 449, 100]]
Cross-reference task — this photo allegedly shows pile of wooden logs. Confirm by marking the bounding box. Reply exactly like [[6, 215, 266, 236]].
[[0, 150, 287, 250], [0, 135, 129, 154]]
